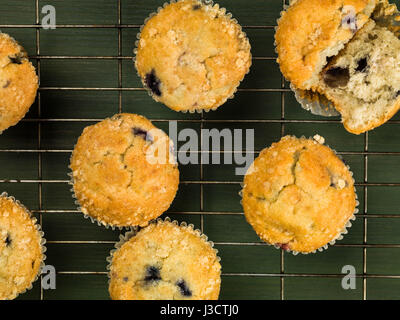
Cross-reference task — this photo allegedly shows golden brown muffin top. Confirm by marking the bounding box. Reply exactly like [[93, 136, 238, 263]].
[[108, 219, 221, 300], [70, 113, 179, 227], [242, 136, 357, 253], [135, 0, 251, 112], [0, 33, 38, 132], [0, 194, 44, 300]]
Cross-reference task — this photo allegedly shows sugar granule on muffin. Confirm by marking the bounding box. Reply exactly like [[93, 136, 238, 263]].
[[242, 136, 357, 254], [0, 193, 45, 300], [135, 0, 251, 113], [0, 33, 38, 133], [70, 113, 180, 228], [108, 219, 221, 300]]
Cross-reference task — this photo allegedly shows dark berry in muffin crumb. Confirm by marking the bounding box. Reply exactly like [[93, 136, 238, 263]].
[[144, 266, 161, 282], [4, 233, 11, 247], [145, 70, 162, 97], [355, 57, 368, 73], [323, 67, 350, 88], [276, 243, 290, 251], [176, 279, 192, 297], [132, 127, 153, 143]]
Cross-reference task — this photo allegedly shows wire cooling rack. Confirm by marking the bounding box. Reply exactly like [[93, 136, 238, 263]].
[[1, 0, 400, 300]]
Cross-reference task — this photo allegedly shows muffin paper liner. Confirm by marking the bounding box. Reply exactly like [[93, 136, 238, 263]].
[[239, 135, 359, 255], [291, 84, 340, 117], [0, 192, 47, 299], [105, 217, 221, 285], [133, 0, 252, 114], [276, 1, 400, 118]]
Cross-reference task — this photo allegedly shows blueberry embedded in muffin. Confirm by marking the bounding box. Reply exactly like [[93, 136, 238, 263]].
[[242, 136, 357, 254], [176, 279, 192, 297], [108, 219, 221, 300], [70, 113, 179, 228], [144, 69, 162, 97], [0, 194, 45, 300], [0, 33, 38, 133], [135, 0, 251, 112], [144, 266, 162, 282]]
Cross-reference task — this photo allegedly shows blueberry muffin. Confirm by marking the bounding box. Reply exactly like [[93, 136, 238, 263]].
[[135, 0, 251, 113], [0, 33, 38, 133], [70, 113, 179, 228], [242, 136, 357, 254], [0, 193, 45, 300], [108, 219, 221, 300], [275, 0, 376, 90], [276, 0, 400, 134], [317, 19, 400, 134]]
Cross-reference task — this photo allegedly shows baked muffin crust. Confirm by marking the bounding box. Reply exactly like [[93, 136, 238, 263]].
[[70, 113, 179, 227], [0, 33, 38, 132], [108, 219, 221, 300], [242, 136, 357, 253], [0, 194, 44, 300], [135, 0, 251, 112]]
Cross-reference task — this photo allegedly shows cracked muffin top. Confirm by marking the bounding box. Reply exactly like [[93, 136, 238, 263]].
[[275, 0, 376, 90], [70, 113, 179, 228], [242, 135, 357, 253], [135, 0, 251, 112], [0, 33, 38, 133], [108, 219, 221, 300], [0, 194, 44, 300]]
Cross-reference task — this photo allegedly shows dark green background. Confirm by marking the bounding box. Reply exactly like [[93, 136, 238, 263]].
[[1, 0, 400, 300]]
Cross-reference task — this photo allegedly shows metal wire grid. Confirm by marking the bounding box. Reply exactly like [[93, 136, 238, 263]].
[[0, 0, 399, 300]]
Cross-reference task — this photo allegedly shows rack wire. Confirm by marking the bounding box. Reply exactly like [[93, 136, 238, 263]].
[[1, 0, 400, 300]]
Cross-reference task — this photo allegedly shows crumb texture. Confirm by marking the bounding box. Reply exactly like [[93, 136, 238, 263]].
[[135, 0, 251, 112], [275, 0, 376, 90], [109, 220, 221, 300], [0, 33, 38, 133], [242, 136, 356, 253], [0, 195, 44, 300], [318, 20, 400, 134], [70, 113, 180, 227]]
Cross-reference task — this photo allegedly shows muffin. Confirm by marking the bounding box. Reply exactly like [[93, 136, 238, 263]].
[[0, 33, 38, 133], [275, 0, 376, 90], [0, 193, 45, 300], [135, 0, 251, 113], [242, 136, 357, 254], [108, 218, 221, 300], [275, 0, 400, 134], [317, 19, 400, 134], [70, 113, 179, 228]]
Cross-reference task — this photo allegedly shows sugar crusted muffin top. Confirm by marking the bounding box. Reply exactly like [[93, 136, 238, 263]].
[[135, 0, 251, 112], [0, 33, 38, 133], [70, 113, 179, 228], [108, 219, 221, 300], [275, 0, 376, 90], [242, 136, 357, 253], [0, 194, 44, 300]]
